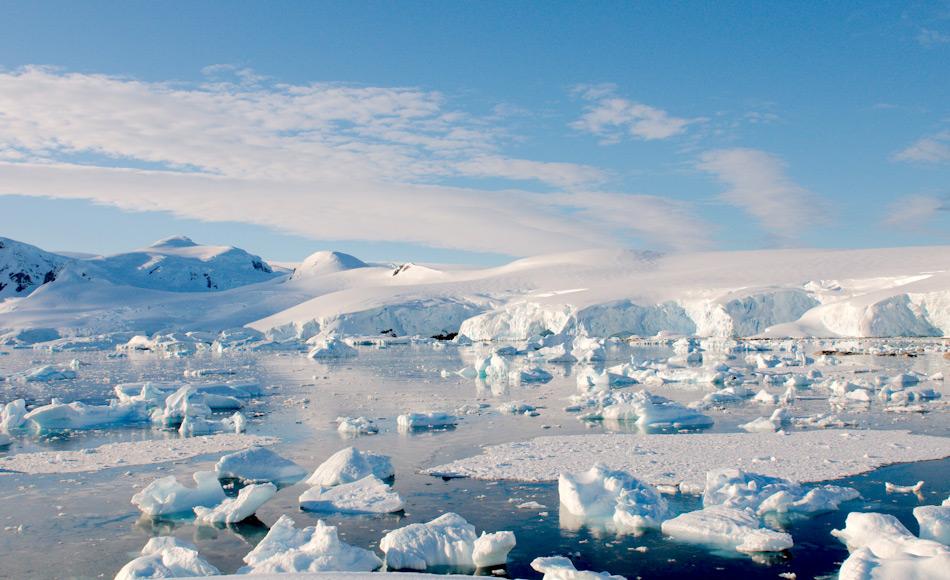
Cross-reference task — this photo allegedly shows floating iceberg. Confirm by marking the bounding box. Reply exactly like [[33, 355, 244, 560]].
[[131, 471, 226, 517], [396, 412, 457, 431], [240, 515, 382, 574], [299, 475, 404, 514], [19, 365, 76, 382], [703, 468, 859, 516], [559, 464, 668, 533], [379, 513, 514, 571], [739, 408, 790, 433], [914, 500, 950, 545], [660, 505, 793, 553], [194, 482, 276, 525], [215, 447, 307, 486], [574, 389, 713, 431], [336, 416, 378, 436], [832, 511, 950, 579], [530, 556, 626, 580], [150, 386, 212, 428], [307, 336, 358, 359], [306, 447, 394, 487], [115, 537, 219, 580], [24, 400, 147, 431], [1, 399, 27, 432]]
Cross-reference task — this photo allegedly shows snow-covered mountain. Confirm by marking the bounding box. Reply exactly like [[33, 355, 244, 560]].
[[0, 237, 72, 300], [0, 236, 948, 341], [76, 236, 279, 292]]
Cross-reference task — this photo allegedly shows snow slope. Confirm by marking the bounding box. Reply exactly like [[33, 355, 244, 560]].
[[1, 237, 949, 339], [0, 237, 71, 300]]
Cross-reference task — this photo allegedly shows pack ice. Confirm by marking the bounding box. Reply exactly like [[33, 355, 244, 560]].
[[115, 537, 219, 580], [832, 511, 950, 579]]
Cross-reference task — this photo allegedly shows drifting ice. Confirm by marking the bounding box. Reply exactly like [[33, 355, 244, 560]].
[[114, 537, 219, 580], [215, 447, 307, 486], [299, 475, 404, 514], [558, 464, 668, 533], [193, 482, 276, 525], [379, 513, 515, 570], [306, 447, 394, 487], [131, 471, 226, 517]]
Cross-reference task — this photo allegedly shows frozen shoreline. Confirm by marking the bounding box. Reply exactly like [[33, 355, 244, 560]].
[[0, 433, 277, 475], [426, 430, 950, 489]]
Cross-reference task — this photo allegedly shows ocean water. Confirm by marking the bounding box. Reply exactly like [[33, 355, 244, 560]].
[[0, 341, 946, 578]]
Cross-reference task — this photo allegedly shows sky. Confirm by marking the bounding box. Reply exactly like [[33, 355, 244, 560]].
[[0, 1, 949, 265]]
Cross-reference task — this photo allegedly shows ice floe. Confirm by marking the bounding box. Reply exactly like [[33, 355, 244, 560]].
[[425, 431, 950, 489], [660, 505, 794, 553], [24, 400, 147, 431], [215, 447, 307, 486], [131, 471, 226, 517], [336, 416, 379, 436], [396, 412, 457, 431], [915, 499, 950, 545], [299, 475, 404, 514], [530, 556, 625, 580], [308, 336, 358, 359]]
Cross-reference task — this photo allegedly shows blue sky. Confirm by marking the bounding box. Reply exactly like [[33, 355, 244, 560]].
[[0, 1, 948, 264]]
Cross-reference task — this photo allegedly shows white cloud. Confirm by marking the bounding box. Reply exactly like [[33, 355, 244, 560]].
[[0, 67, 711, 255], [894, 131, 950, 164], [917, 28, 950, 47], [697, 148, 825, 242], [570, 84, 699, 143], [883, 194, 948, 227]]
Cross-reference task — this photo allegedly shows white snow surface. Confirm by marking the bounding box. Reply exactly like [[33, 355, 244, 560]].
[[425, 431, 950, 489], [0, 433, 276, 474], [3, 240, 950, 339], [660, 505, 794, 553], [0, 236, 70, 300]]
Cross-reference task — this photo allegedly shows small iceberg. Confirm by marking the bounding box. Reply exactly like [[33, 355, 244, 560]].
[[531, 556, 626, 580], [299, 475, 404, 514], [131, 471, 226, 517], [559, 464, 668, 533], [240, 515, 382, 574], [380, 512, 515, 570], [115, 537, 219, 580], [194, 482, 276, 525], [396, 411, 458, 431], [660, 505, 794, 553], [832, 511, 949, 579], [306, 447, 394, 487], [215, 447, 307, 486]]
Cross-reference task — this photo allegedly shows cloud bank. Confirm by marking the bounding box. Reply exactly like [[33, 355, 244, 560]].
[[0, 67, 711, 255]]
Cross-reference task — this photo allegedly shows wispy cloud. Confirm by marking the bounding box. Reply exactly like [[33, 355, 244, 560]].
[[883, 193, 949, 227], [917, 28, 950, 47], [0, 67, 710, 255], [570, 84, 700, 143], [697, 148, 825, 243], [894, 130, 950, 163]]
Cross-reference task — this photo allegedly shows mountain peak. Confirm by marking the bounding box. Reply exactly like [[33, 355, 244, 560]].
[[150, 235, 198, 248]]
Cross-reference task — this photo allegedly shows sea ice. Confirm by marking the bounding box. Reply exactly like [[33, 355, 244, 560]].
[[308, 336, 358, 359], [914, 501, 950, 544], [660, 505, 794, 553], [214, 447, 307, 486], [299, 475, 404, 514], [18, 364, 76, 382], [379, 513, 514, 571], [114, 537, 220, 580], [336, 416, 379, 435], [24, 400, 147, 431], [194, 482, 277, 525], [703, 468, 859, 515], [558, 464, 668, 533], [530, 556, 625, 580], [306, 447, 394, 487], [1, 399, 27, 432], [396, 412, 458, 431], [832, 512, 950, 579], [240, 515, 383, 574], [131, 471, 227, 517]]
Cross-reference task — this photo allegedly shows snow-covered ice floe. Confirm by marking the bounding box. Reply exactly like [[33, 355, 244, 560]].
[[530, 556, 625, 580], [379, 513, 515, 570], [571, 389, 713, 431], [193, 482, 277, 525], [660, 505, 794, 553], [703, 468, 860, 516], [336, 416, 378, 436], [240, 515, 383, 574], [914, 496, 950, 545], [299, 475, 404, 514], [306, 447, 394, 487], [396, 412, 457, 431], [558, 464, 668, 533], [214, 446, 307, 486], [308, 336, 358, 359], [0, 433, 276, 475], [115, 536, 219, 580], [425, 431, 950, 490], [832, 511, 950, 579], [131, 471, 226, 517], [22, 399, 148, 431]]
